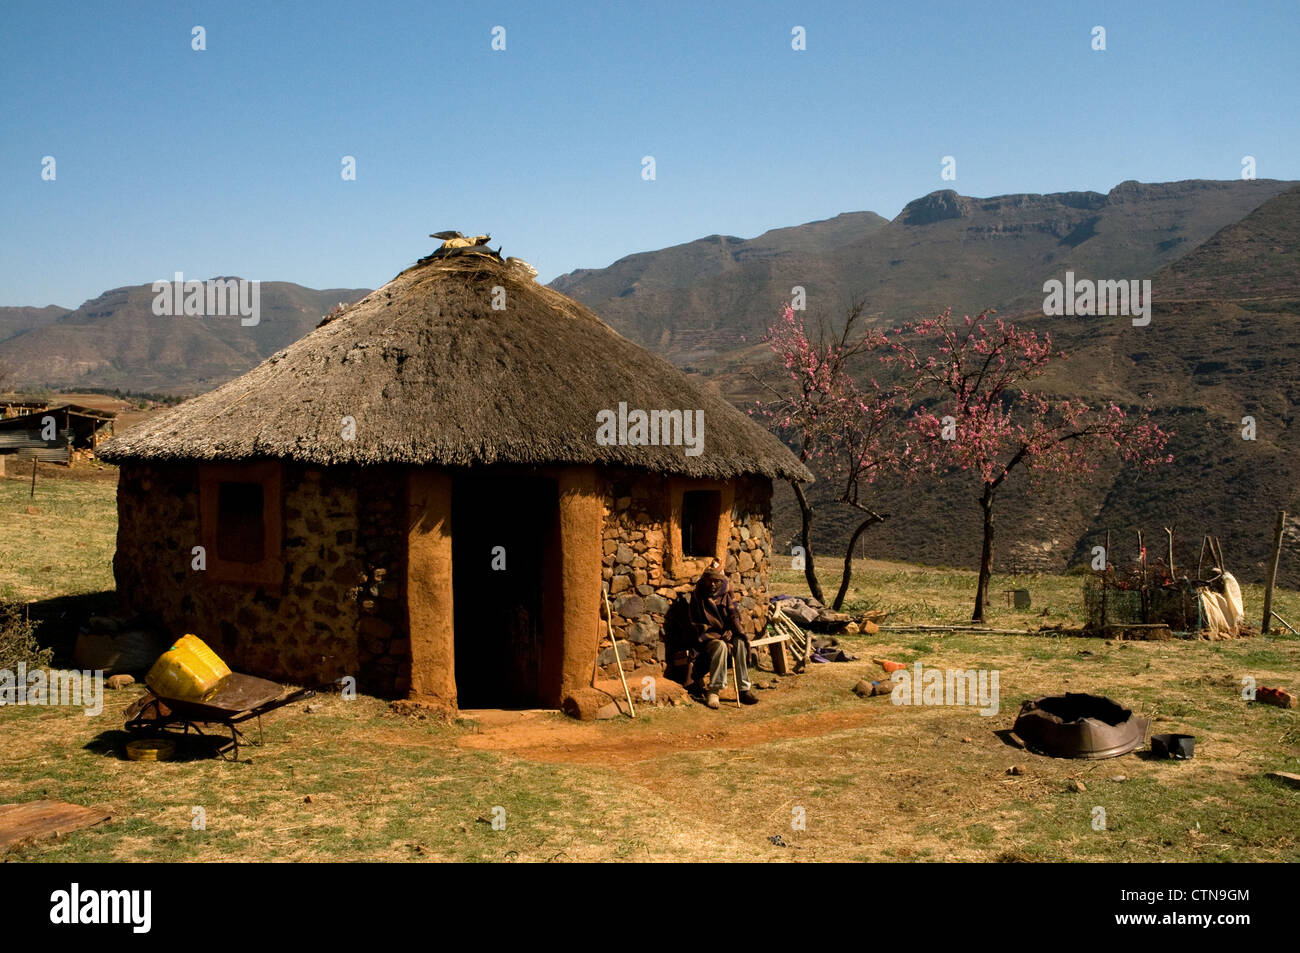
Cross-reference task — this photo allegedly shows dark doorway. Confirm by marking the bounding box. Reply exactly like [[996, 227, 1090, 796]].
[[452, 473, 559, 708]]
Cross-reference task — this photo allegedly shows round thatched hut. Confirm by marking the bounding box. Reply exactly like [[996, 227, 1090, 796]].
[[100, 244, 810, 713]]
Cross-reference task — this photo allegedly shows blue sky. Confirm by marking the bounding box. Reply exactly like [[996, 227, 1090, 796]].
[[2, 0, 1297, 307]]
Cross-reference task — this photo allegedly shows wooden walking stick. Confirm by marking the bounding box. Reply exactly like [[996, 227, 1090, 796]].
[[728, 647, 742, 709], [602, 587, 635, 718]]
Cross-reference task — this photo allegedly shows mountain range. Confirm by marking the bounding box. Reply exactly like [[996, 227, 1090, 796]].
[[0, 283, 369, 394], [550, 178, 1294, 362]]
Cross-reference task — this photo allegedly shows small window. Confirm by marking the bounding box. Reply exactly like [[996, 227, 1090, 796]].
[[216, 481, 265, 563], [680, 490, 721, 558], [665, 479, 734, 580], [199, 461, 282, 586]]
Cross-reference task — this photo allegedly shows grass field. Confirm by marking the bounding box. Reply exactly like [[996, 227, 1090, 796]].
[[2, 468, 1297, 862], [0, 465, 117, 603]]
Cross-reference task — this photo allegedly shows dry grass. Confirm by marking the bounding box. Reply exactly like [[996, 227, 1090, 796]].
[[2, 625, 1297, 862], [0, 465, 117, 603]]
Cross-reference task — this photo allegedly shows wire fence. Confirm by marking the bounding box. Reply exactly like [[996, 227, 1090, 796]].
[[1083, 574, 1202, 634]]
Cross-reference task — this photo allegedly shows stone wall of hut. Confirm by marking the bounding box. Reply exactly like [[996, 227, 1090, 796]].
[[114, 461, 410, 694], [597, 470, 773, 680]]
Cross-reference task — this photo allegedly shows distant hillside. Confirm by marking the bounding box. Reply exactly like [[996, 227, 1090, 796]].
[[763, 184, 1300, 588], [1154, 184, 1300, 300], [0, 305, 69, 347], [0, 282, 370, 395], [551, 211, 889, 358], [552, 179, 1296, 364]]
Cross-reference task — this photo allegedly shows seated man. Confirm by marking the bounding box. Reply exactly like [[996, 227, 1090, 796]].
[[687, 564, 758, 709]]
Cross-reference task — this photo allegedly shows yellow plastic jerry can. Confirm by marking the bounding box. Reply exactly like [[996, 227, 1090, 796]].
[[146, 634, 231, 702]]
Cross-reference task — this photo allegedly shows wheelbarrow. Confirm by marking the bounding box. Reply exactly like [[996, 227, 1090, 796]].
[[124, 673, 317, 762]]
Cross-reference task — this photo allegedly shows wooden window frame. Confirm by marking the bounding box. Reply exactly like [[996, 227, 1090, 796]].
[[199, 461, 283, 587], [665, 479, 733, 581]]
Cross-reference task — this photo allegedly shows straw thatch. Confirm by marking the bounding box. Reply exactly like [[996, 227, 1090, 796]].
[[101, 253, 811, 481]]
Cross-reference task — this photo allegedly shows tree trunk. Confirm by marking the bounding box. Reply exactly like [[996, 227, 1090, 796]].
[[790, 480, 825, 604], [831, 513, 884, 611], [973, 484, 995, 623]]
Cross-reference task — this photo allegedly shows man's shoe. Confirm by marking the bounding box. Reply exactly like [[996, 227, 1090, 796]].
[[739, 690, 760, 705], [706, 692, 720, 710]]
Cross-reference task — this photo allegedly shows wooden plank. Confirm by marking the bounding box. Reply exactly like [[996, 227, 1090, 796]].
[[878, 624, 1034, 635], [772, 610, 809, 671], [1104, 623, 1172, 641], [773, 615, 806, 649], [764, 610, 793, 675], [749, 633, 790, 648], [772, 608, 806, 636], [0, 800, 111, 850]]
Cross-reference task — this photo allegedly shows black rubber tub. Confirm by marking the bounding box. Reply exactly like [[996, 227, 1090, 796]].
[[1013, 693, 1148, 759]]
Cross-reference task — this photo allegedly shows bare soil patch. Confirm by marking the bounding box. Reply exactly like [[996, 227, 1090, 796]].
[[450, 705, 876, 764]]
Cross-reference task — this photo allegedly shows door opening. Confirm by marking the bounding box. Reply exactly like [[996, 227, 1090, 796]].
[[452, 474, 559, 708]]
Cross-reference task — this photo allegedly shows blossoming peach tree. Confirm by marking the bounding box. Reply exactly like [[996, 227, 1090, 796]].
[[753, 301, 901, 609], [888, 309, 1173, 622]]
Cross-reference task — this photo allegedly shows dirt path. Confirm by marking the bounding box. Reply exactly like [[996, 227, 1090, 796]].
[[449, 705, 877, 764], [364, 700, 879, 766]]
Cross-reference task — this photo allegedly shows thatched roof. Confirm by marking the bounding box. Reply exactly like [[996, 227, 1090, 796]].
[[100, 252, 811, 481]]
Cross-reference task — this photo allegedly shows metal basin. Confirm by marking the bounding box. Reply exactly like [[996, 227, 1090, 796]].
[[1013, 693, 1148, 759]]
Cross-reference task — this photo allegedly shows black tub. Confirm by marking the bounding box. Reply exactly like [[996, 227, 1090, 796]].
[[1013, 693, 1148, 759]]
